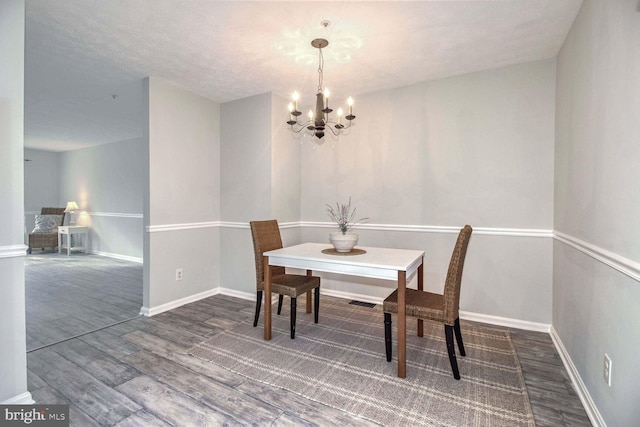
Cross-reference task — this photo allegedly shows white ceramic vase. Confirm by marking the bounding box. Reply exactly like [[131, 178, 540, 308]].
[[329, 231, 359, 253]]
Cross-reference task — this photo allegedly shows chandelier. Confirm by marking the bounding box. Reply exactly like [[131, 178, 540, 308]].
[[286, 38, 356, 139]]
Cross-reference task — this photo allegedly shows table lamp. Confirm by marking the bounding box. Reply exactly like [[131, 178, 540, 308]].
[[65, 201, 80, 225]]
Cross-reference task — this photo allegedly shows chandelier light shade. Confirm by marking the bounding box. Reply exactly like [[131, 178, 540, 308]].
[[287, 37, 356, 139]]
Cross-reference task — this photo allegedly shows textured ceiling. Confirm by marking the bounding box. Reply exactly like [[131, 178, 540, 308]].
[[24, 0, 582, 152]]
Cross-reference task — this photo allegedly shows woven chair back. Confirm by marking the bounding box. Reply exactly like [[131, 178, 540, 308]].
[[41, 207, 66, 225], [250, 220, 286, 291], [442, 225, 473, 325]]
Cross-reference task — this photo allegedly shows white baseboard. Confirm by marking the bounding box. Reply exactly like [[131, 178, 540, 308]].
[[140, 286, 286, 317], [140, 288, 219, 316], [215, 287, 254, 301], [0, 244, 27, 259], [320, 288, 385, 305], [2, 392, 34, 404], [460, 310, 551, 333], [138, 285, 551, 335], [216, 287, 279, 304], [90, 250, 143, 263], [550, 326, 606, 427], [311, 288, 551, 333]]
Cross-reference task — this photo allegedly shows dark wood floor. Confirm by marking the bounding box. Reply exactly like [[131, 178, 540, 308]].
[[474, 323, 591, 426], [25, 252, 143, 351], [27, 290, 592, 426]]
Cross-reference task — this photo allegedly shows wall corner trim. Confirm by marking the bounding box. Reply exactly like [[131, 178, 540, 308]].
[[145, 221, 553, 237], [146, 221, 221, 233], [88, 212, 144, 219], [553, 231, 640, 282], [549, 326, 607, 427], [301, 222, 553, 237]]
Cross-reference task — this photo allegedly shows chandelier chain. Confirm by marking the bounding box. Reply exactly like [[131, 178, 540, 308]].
[[317, 46, 324, 93]]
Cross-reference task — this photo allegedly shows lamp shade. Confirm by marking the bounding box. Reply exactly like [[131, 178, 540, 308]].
[[64, 201, 80, 212]]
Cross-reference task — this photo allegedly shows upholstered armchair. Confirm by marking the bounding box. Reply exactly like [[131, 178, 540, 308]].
[[27, 207, 66, 254]]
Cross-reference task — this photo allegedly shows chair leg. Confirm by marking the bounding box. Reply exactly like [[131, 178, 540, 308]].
[[277, 295, 284, 315], [253, 291, 262, 327], [384, 312, 392, 362], [290, 297, 297, 339], [445, 324, 461, 380], [314, 287, 320, 323], [453, 317, 466, 357]]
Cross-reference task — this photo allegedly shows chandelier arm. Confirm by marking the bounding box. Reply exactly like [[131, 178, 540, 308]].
[[289, 125, 309, 134], [325, 119, 353, 130], [289, 120, 315, 134], [324, 126, 340, 137]]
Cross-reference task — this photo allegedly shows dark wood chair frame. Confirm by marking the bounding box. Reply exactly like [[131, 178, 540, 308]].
[[383, 225, 472, 380], [250, 220, 321, 339]]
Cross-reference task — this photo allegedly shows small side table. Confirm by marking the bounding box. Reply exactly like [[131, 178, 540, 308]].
[[58, 225, 89, 256]]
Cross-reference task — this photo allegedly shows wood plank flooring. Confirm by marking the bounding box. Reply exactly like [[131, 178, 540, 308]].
[[27, 291, 592, 426], [25, 252, 143, 351]]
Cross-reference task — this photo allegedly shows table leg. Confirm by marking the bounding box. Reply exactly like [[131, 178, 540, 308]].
[[306, 270, 312, 314], [67, 233, 71, 256], [398, 270, 407, 378], [263, 256, 272, 340], [58, 233, 62, 254], [417, 259, 424, 337]]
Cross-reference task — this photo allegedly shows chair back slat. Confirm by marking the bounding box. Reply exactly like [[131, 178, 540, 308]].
[[443, 225, 473, 324], [250, 220, 286, 291]]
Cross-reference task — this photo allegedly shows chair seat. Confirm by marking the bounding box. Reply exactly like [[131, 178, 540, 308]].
[[270, 274, 320, 298], [383, 288, 446, 323]]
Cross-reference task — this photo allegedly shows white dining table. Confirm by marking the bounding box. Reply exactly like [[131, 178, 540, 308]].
[[263, 242, 424, 378]]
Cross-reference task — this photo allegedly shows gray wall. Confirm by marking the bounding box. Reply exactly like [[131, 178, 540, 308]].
[[299, 60, 556, 324], [553, 0, 640, 425], [215, 61, 556, 325], [301, 60, 556, 229], [0, 0, 30, 404], [143, 77, 220, 311], [271, 93, 302, 223], [23, 149, 60, 236], [219, 93, 272, 297], [219, 92, 301, 296], [58, 138, 144, 260], [24, 139, 144, 261], [23, 149, 59, 212]]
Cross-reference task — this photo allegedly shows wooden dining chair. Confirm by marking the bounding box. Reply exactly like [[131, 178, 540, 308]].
[[383, 225, 472, 379], [250, 220, 321, 339]]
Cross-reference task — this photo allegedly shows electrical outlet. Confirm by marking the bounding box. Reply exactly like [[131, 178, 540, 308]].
[[175, 268, 183, 281], [604, 353, 612, 387]]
